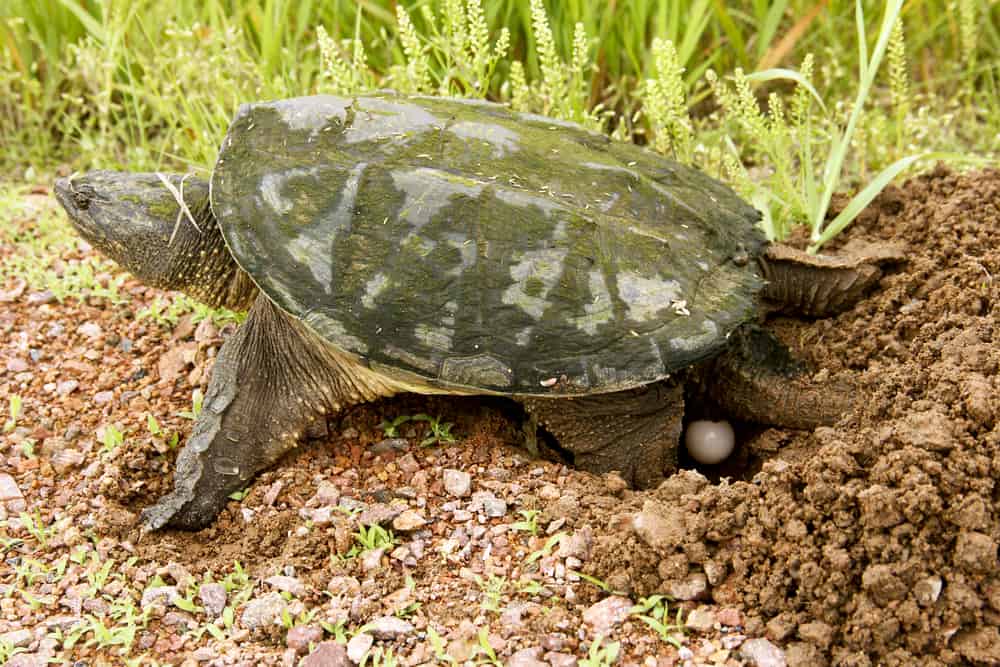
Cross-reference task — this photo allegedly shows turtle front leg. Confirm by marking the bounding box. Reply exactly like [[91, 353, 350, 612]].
[[141, 296, 392, 530], [519, 381, 684, 489]]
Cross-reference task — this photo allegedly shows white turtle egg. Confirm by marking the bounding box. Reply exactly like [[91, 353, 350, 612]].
[[685, 420, 735, 464]]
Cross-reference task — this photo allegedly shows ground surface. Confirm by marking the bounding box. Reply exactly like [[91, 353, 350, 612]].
[[1, 167, 998, 666]]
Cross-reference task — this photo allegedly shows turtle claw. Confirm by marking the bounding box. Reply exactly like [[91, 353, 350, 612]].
[[141, 296, 346, 531], [140, 334, 264, 530], [139, 407, 250, 531]]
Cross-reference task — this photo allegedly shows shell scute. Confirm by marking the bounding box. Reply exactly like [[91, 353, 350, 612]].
[[212, 94, 765, 394]]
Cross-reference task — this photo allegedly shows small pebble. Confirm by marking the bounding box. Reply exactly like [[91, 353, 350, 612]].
[[347, 632, 374, 663], [198, 583, 227, 618], [740, 638, 786, 667], [93, 390, 114, 405], [582, 595, 633, 635], [685, 606, 717, 633], [470, 490, 507, 517], [392, 509, 428, 531], [300, 641, 350, 667], [265, 575, 305, 597], [367, 615, 414, 639], [6, 358, 28, 373], [241, 592, 287, 630], [286, 625, 323, 654], [443, 469, 472, 497], [77, 322, 102, 339]]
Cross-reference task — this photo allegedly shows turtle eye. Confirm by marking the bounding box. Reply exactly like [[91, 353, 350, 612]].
[[72, 184, 97, 210]]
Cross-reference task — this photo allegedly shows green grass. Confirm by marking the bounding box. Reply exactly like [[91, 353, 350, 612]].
[[1, 0, 998, 249], [630, 595, 686, 648], [2, 0, 997, 168]]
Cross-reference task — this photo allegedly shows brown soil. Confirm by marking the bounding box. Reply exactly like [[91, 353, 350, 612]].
[[2, 167, 998, 665], [578, 167, 1000, 665]]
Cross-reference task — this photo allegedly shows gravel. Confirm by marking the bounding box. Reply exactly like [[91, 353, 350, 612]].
[[740, 638, 787, 667], [442, 468, 472, 497], [582, 595, 633, 635], [241, 592, 287, 630], [367, 616, 414, 639], [346, 632, 374, 663]]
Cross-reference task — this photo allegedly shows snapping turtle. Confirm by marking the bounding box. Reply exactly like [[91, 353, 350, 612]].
[[54, 94, 892, 530]]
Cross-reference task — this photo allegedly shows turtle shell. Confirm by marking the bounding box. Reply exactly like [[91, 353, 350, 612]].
[[211, 94, 766, 395]]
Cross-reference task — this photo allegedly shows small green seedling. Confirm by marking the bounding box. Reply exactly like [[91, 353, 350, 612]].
[[570, 570, 617, 594], [516, 578, 546, 595], [475, 575, 508, 614], [378, 414, 412, 438], [172, 587, 202, 613], [177, 388, 203, 420], [426, 626, 455, 664], [630, 595, 686, 648], [86, 558, 115, 595], [18, 511, 51, 547], [412, 413, 456, 447], [511, 509, 540, 535], [0, 535, 24, 553], [351, 524, 397, 555], [319, 619, 349, 643], [147, 414, 179, 450], [3, 394, 22, 432], [100, 424, 124, 455], [525, 532, 565, 564], [473, 627, 502, 666], [395, 601, 421, 618], [20, 439, 35, 459], [579, 636, 621, 667], [227, 487, 249, 501], [0, 638, 27, 663], [22, 590, 55, 610], [363, 646, 398, 667]]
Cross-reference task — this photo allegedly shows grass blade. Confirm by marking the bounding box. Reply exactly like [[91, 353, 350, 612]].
[[746, 67, 826, 110], [55, 0, 105, 43], [757, 0, 828, 70], [809, 152, 992, 252], [812, 0, 904, 243]]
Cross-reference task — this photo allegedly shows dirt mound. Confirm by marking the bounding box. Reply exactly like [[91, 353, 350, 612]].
[[576, 167, 1000, 665]]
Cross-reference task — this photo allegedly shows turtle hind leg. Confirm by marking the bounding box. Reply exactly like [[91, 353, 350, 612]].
[[141, 296, 386, 531], [704, 325, 853, 429], [520, 382, 684, 489]]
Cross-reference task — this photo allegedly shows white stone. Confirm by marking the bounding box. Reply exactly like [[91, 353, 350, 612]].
[[347, 632, 373, 663], [443, 469, 471, 497]]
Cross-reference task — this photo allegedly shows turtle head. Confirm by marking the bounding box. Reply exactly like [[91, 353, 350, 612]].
[[54, 170, 215, 286], [54, 171, 256, 310]]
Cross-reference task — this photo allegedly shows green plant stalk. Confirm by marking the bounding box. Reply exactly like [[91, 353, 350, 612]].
[[811, 151, 993, 249], [809, 0, 902, 249]]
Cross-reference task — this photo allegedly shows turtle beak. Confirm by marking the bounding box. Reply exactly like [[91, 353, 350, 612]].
[[53, 174, 112, 241], [53, 178, 75, 214]]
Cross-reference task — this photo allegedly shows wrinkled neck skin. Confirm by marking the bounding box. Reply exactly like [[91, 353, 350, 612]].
[[166, 203, 258, 311], [55, 171, 258, 312]]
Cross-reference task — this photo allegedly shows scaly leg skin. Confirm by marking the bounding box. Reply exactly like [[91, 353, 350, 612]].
[[520, 381, 684, 489], [141, 296, 394, 531], [703, 325, 853, 428]]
